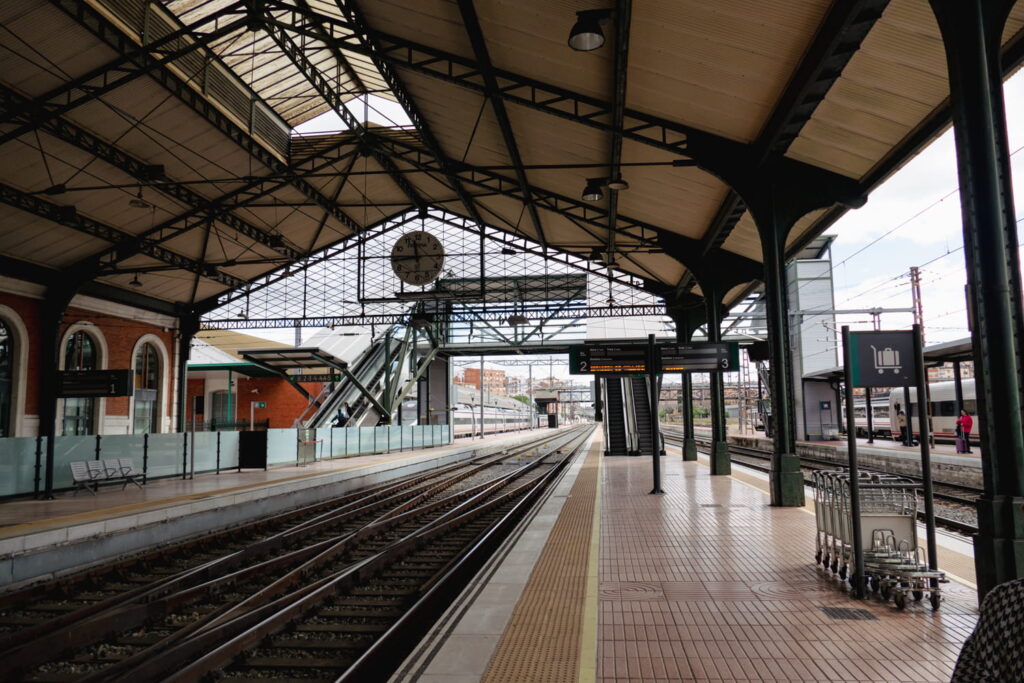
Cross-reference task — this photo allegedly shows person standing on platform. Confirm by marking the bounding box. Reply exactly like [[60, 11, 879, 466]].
[[896, 408, 908, 445], [956, 409, 973, 453]]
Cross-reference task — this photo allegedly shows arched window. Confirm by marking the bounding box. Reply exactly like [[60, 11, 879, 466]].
[[0, 319, 12, 437], [63, 330, 98, 435], [133, 342, 160, 433]]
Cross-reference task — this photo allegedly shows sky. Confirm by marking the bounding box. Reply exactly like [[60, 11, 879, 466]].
[[237, 74, 1024, 380]]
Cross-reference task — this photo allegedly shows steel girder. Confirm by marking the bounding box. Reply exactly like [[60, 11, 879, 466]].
[[0, 182, 246, 288], [202, 303, 665, 330], [0, 85, 306, 264], [606, 0, 633, 263], [368, 133, 662, 250], [1, 1, 250, 146], [197, 209, 414, 314], [48, 0, 370, 267], [430, 213, 644, 292], [330, 0, 492, 234], [455, 0, 546, 246], [258, 14, 427, 210], [683, 0, 889, 290]]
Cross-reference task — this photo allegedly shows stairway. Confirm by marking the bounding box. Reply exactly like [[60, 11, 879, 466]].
[[630, 377, 654, 456], [604, 379, 628, 456]]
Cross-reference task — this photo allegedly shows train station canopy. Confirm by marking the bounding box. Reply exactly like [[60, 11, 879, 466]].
[[2, 1, 1024, 321]]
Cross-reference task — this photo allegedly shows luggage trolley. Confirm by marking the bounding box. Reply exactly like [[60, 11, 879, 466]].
[[814, 469, 945, 610]]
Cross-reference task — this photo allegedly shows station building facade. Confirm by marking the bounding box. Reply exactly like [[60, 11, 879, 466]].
[[0, 279, 177, 438]]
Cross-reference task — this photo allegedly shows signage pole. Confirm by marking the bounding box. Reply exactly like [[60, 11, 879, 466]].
[[913, 324, 939, 579], [842, 326, 865, 599], [648, 334, 664, 494]]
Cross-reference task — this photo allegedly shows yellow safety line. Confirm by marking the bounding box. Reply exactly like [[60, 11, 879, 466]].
[[577, 442, 603, 683]]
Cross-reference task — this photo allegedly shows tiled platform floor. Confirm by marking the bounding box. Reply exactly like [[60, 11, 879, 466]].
[[0, 430, 541, 537], [597, 454, 979, 682]]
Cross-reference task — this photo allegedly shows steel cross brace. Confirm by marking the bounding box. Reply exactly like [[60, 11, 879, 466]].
[[0, 85, 305, 264], [258, 14, 426, 211], [49, 0, 371, 271], [327, 0, 497, 236], [2, 1, 251, 146], [0, 182, 246, 288]]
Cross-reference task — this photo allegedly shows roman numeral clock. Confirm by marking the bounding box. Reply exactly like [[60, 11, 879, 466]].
[[389, 230, 446, 287]]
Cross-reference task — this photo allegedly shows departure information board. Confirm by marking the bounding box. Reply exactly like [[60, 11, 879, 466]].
[[58, 369, 134, 397], [569, 342, 740, 375], [569, 344, 648, 375], [660, 343, 739, 372]]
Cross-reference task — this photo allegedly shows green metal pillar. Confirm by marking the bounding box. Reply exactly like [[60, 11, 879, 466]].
[[758, 218, 803, 506], [39, 287, 76, 499], [175, 313, 199, 433], [668, 305, 699, 461], [931, 0, 1024, 599], [703, 285, 730, 475]]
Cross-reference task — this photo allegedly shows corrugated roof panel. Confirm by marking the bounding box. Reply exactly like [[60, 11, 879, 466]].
[[720, 213, 762, 263], [628, 0, 831, 144]]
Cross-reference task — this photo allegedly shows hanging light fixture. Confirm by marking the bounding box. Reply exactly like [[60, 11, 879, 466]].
[[582, 178, 604, 202], [129, 187, 151, 209], [129, 273, 143, 288], [568, 9, 611, 51], [606, 174, 629, 191]]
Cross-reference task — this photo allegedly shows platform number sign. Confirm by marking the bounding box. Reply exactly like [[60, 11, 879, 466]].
[[848, 331, 917, 388]]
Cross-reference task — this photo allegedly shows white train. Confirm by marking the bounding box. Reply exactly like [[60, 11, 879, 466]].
[[452, 403, 535, 437], [886, 379, 978, 445], [848, 400, 891, 438]]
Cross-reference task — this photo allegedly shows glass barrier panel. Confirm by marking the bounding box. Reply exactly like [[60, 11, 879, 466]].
[[0, 437, 41, 497], [52, 435, 100, 490], [315, 428, 334, 459], [388, 426, 402, 452], [98, 435, 146, 479], [190, 432, 219, 473], [218, 431, 240, 470], [146, 433, 186, 480], [358, 427, 376, 454], [346, 428, 359, 455], [266, 429, 296, 465]]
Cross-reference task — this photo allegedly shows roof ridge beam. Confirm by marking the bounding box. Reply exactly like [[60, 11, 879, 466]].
[[324, 1, 492, 233], [455, 0, 547, 246], [0, 85, 305, 263], [0, 182, 246, 289], [258, 14, 427, 211]]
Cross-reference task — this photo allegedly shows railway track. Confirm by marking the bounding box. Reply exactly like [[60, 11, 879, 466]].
[[661, 429, 980, 535], [0, 425, 594, 682]]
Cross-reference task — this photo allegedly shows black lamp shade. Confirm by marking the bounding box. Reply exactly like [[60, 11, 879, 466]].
[[582, 178, 604, 201], [568, 11, 605, 51]]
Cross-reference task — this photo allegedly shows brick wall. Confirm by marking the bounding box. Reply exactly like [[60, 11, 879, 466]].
[[0, 290, 177, 435], [234, 377, 324, 428]]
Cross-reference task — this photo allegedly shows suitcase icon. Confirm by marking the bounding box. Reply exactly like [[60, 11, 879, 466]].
[[871, 345, 901, 374]]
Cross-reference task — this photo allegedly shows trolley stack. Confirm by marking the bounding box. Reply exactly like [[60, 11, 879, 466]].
[[813, 469, 945, 610]]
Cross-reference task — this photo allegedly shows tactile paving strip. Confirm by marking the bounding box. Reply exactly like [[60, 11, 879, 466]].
[[481, 441, 601, 683]]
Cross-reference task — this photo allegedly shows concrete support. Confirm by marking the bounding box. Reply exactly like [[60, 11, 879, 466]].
[[931, 0, 1024, 598]]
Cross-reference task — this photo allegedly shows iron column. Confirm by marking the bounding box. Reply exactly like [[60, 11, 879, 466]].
[[931, 0, 1024, 597]]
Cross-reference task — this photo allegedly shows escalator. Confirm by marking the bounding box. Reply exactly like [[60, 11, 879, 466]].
[[604, 379, 628, 456], [630, 377, 655, 456], [305, 338, 390, 428]]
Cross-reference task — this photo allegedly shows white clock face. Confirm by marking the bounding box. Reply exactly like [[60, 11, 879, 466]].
[[390, 231, 445, 286]]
